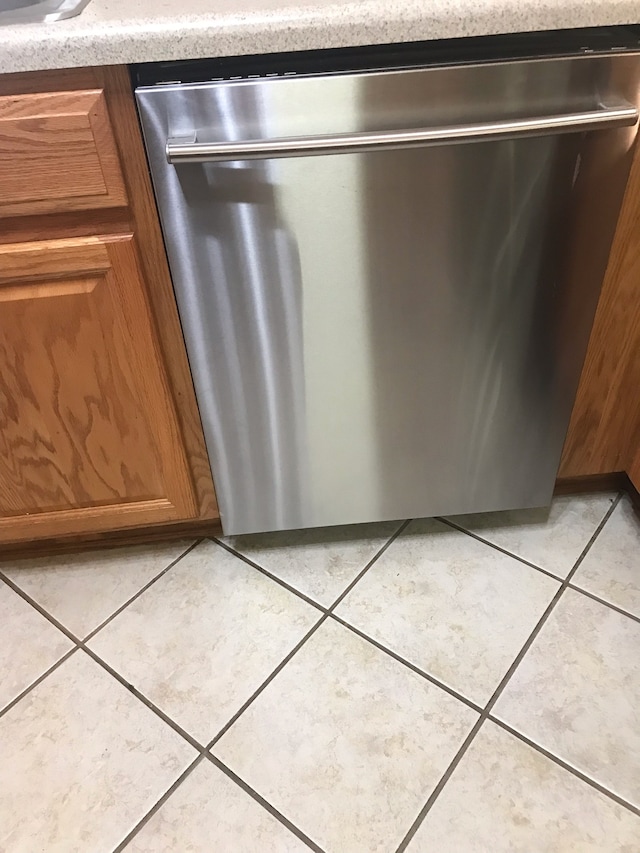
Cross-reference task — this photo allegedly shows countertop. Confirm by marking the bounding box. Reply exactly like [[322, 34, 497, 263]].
[[1, 0, 639, 75]]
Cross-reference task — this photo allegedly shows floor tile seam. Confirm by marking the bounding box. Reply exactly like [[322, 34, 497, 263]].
[[0, 569, 82, 644], [326, 519, 412, 612], [206, 752, 325, 853], [211, 518, 410, 615], [0, 556, 215, 752], [437, 487, 624, 583], [83, 539, 204, 642], [487, 715, 640, 819], [561, 493, 623, 585], [328, 613, 483, 714], [0, 537, 203, 649], [79, 644, 207, 753], [110, 752, 206, 853], [206, 612, 330, 749], [435, 517, 569, 582], [565, 581, 640, 625], [481, 491, 623, 717], [393, 494, 623, 851], [393, 715, 488, 853], [210, 537, 329, 612], [0, 645, 78, 721]]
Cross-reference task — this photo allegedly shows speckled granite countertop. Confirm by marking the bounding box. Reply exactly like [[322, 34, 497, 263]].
[[1, 0, 639, 75]]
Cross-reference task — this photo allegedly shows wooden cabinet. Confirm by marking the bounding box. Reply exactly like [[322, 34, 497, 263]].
[[559, 130, 640, 483], [0, 67, 218, 547]]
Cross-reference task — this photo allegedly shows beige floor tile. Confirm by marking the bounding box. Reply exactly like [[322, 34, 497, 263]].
[[336, 518, 559, 704], [494, 589, 640, 807], [214, 618, 478, 853], [407, 721, 640, 852], [222, 520, 402, 606], [88, 540, 320, 744], [125, 760, 309, 852], [446, 493, 615, 577], [0, 651, 195, 853], [1, 540, 194, 638], [0, 583, 73, 711], [572, 496, 640, 618]]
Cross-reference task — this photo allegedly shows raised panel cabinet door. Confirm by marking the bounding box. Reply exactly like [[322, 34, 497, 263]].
[[0, 89, 127, 218], [0, 235, 198, 542]]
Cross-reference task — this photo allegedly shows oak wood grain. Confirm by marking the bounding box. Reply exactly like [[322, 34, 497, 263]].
[[0, 236, 110, 282], [0, 89, 127, 218], [95, 66, 219, 520], [0, 66, 219, 525], [0, 234, 198, 542], [0, 516, 221, 559], [559, 132, 640, 478], [0, 499, 179, 543]]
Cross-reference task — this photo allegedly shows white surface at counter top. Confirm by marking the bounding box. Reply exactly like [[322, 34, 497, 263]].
[[1, 0, 639, 75]]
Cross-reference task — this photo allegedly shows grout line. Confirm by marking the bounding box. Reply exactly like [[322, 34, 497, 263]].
[[481, 492, 622, 716], [207, 521, 410, 750], [394, 493, 623, 852], [0, 646, 78, 721], [212, 538, 328, 613], [213, 518, 409, 616], [207, 754, 325, 853], [83, 539, 203, 642], [207, 613, 329, 749], [81, 645, 206, 754], [436, 517, 565, 582], [488, 716, 640, 819], [395, 715, 485, 853], [0, 571, 82, 644], [565, 583, 640, 626], [326, 520, 411, 612], [0, 541, 207, 743], [111, 753, 206, 853], [330, 614, 482, 715]]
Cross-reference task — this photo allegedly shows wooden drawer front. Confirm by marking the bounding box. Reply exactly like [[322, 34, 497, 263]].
[[0, 89, 127, 218]]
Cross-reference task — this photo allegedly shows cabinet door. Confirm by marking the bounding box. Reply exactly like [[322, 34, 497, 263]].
[[0, 235, 198, 541]]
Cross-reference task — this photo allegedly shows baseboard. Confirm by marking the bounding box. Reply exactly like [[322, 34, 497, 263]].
[[553, 473, 627, 496], [0, 516, 223, 561], [621, 473, 640, 509]]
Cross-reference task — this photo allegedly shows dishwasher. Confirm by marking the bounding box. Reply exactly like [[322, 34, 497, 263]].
[[135, 28, 640, 535]]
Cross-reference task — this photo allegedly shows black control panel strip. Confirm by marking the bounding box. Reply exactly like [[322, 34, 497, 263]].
[[133, 25, 640, 87]]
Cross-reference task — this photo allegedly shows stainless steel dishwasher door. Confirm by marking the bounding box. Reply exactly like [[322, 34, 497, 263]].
[[136, 52, 639, 534]]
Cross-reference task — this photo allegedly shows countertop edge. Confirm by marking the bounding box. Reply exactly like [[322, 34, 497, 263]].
[[0, 1, 639, 76]]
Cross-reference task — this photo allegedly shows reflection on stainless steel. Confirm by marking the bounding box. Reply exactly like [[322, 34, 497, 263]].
[[0, 0, 91, 24], [165, 104, 639, 163], [137, 51, 640, 535]]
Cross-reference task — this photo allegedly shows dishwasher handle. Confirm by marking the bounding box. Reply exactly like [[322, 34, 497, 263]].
[[166, 103, 638, 164]]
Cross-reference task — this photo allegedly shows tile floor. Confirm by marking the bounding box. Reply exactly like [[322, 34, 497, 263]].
[[1, 491, 639, 852]]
